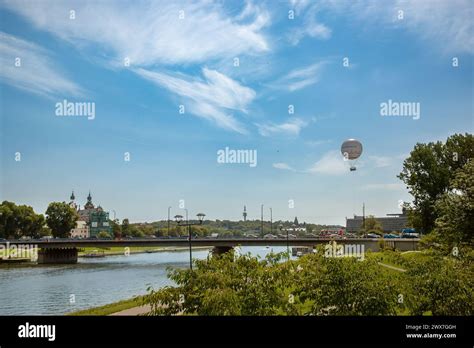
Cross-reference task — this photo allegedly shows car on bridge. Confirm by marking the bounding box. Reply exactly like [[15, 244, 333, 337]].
[[401, 228, 419, 238], [383, 233, 399, 239], [364, 233, 381, 238]]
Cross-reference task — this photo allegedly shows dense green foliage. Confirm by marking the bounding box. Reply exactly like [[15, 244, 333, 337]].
[[0, 201, 45, 239], [398, 133, 473, 234], [361, 215, 383, 234], [143, 248, 473, 316], [45, 202, 79, 238], [127, 219, 343, 238], [433, 160, 474, 248]]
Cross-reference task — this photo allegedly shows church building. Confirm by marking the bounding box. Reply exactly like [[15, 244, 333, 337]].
[[69, 191, 112, 238]]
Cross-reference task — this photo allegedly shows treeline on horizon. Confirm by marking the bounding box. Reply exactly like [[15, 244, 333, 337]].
[[125, 218, 343, 238]]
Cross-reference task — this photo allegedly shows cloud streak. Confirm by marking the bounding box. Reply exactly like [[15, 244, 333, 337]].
[[1, 0, 272, 132], [135, 67, 256, 133], [2, 0, 271, 66], [288, 0, 331, 45], [273, 162, 296, 171], [256, 117, 307, 136], [293, 0, 474, 54], [0, 32, 84, 98], [273, 62, 327, 92], [307, 150, 347, 175]]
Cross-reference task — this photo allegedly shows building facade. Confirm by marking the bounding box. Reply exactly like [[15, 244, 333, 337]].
[[69, 191, 112, 238], [70, 220, 90, 239], [346, 209, 408, 233]]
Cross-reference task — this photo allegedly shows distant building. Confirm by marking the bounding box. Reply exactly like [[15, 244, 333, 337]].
[[243, 205, 247, 221], [69, 191, 112, 238], [346, 209, 408, 233], [70, 220, 89, 239]]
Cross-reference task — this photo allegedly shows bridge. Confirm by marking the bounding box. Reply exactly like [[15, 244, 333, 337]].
[[0, 238, 419, 264]]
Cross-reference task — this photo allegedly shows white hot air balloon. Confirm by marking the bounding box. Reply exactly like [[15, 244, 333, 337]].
[[341, 139, 363, 171]]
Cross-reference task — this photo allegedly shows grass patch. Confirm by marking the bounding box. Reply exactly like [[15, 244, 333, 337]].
[[68, 296, 143, 316]]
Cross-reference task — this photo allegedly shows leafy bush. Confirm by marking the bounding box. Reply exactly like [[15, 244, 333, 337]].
[[142, 248, 473, 316]]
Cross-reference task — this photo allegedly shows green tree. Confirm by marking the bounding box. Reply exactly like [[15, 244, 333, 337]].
[[155, 228, 168, 237], [362, 215, 383, 234], [296, 253, 399, 315], [121, 218, 130, 236], [433, 160, 474, 247], [45, 202, 78, 238], [404, 254, 474, 315], [130, 226, 144, 238], [142, 248, 472, 316], [143, 251, 298, 316], [0, 201, 45, 239], [97, 231, 112, 239], [110, 219, 122, 239], [398, 133, 474, 233]]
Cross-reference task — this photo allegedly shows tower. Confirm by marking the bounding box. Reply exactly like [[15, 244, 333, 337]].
[[84, 191, 95, 210], [243, 205, 247, 221], [362, 202, 366, 231], [68, 190, 77, 209]]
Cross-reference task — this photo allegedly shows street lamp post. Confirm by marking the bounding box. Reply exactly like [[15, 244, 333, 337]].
[[269, 208, 273, 235], [174, 213, 205, 270], [167, 206, 171, 235]]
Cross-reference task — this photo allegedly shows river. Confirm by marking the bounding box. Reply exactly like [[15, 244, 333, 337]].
[[0, 246, 287, 315]]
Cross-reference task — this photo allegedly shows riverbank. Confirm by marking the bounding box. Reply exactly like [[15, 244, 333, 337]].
[[68, 297, 144, 316], [78, 246, 212, 257]]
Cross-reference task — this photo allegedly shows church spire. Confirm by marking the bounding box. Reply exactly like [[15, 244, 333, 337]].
[[84, 191, 95, 209], [70, 190, 75, 201]]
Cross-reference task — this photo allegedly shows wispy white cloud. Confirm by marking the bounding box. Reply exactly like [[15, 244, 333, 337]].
[[0, 32, 84, 98], [288, 0, 331, 45], [274, 62, 327, 92], [307, 150, 347, 175], [1, 0, 271, 66], [273, 162, 296, 171], [368, 155, 393, 168], [306, 139, 333, 147], [1, 0, 270, 132], [135, 67, 255, 134], [256, 117, 307, 137], [296, 0, 473, 54]]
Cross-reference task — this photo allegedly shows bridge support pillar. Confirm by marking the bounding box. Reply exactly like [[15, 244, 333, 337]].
[[211, 246, 234, 256], [38, 248, 78, 264]]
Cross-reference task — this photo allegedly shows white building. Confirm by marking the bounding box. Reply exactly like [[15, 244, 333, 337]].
[[70, 220, 90, 239]]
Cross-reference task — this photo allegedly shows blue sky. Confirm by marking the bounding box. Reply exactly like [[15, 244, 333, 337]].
[[1, 0, 473, 225]]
